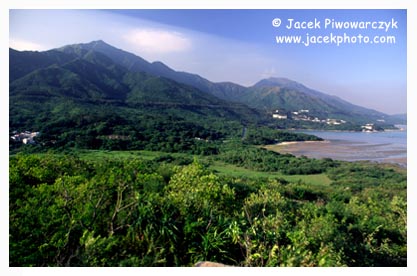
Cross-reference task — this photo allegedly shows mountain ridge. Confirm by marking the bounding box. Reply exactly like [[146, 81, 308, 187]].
[[247, 77, 388, 122], [10, 40, 404, 126], [55, 40, 249, 102], [10, 41, 273, 151], [53, 41, 398, 124]]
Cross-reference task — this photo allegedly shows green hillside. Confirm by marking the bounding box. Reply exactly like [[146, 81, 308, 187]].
[[48, 41, 402, 127], [10, 45, 312, 153], [242, 77, 396, 125]]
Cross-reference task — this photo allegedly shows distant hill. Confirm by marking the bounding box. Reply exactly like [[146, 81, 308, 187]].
[[9, 48, 74, 82], [243, 77, 391, 124], [9, 44, 267, 151], [52, 41, 400, 125], [388, 113, 407, 124], [56, 40, 248, 101], [10, 43, 261, 117], [10, 40, 403, 152]]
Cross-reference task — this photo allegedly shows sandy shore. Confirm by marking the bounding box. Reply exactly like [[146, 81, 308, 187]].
[[265, 140, 407, 167], [266, 140, 331, 153], [277, 140, 330, 146]]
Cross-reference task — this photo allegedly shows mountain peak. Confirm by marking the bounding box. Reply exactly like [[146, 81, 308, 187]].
[[254, 77, 299, 88], [90, 39, 107, 45], [86, 40, 114, 49], [57, 40, 114, 52]]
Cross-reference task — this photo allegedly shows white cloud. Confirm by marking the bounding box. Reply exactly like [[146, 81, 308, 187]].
[[123, 29, 192, 54], [9, 38, 46, 51]]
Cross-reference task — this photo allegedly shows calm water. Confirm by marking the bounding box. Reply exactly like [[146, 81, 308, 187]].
[[289, 126, 407, 167]]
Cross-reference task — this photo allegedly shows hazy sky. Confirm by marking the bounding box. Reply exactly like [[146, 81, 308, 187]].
[[9, 9, 406, 114]]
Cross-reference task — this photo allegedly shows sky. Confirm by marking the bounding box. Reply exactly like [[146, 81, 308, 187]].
[[9, 9, 407, 114]]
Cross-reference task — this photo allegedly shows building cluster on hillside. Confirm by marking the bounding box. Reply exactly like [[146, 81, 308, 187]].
[[272, 113, 288, 119], [10, 131, 39, 144], [325, 118, 347, 125], [361, 123, 376, 132], [271, 109, 346, 125]]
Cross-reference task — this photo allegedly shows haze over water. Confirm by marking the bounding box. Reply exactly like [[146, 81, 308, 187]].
[[281, 126, 407, 167]]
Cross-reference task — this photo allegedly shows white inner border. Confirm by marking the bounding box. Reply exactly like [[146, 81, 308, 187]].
[[2, 1, 414, 276]]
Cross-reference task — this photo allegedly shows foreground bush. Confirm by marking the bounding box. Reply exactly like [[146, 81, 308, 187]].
[[9, 153, 406, 266]]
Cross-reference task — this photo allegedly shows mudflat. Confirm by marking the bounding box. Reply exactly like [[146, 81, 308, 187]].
[[265, 140, 406, 167]]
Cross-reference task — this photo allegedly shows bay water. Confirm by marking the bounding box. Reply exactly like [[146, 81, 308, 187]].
[[283, 126, 407, 167]]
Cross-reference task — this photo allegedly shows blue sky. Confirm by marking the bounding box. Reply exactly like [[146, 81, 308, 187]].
[[9, 9, 406, 114]]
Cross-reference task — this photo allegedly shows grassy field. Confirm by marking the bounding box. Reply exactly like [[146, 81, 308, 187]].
[[210, 161, 332, 186], [74, 149, 189, 161], [74, 149, 161, 160], [70, 149, 333, 186]]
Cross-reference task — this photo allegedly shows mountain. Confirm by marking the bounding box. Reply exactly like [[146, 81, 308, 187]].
[[388, 113, 407, 124], [243, 77, 390, 124], [10, 43, 259, 112], [53, 41, 399, 125], [10, 43, 270, 152], [9, 48, 75, 82], [10, 40, 402, 152], [56, 40, 248, 101]]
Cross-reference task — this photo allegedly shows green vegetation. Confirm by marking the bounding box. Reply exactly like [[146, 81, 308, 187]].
[[217, 145, 336, 175], [9, 148, 406, 267]]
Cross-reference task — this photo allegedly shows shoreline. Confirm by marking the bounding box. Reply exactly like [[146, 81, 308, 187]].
[[277, 140, 330, 146], [265, 138, 407, 168], [287, 127, 407, 133]]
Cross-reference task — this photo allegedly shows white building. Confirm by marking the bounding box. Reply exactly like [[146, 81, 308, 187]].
[[272, 114, 287, 119], [11, 131, 39, 144]]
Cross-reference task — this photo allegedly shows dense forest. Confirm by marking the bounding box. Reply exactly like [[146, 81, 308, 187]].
[[9, 145, 407, 267]]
